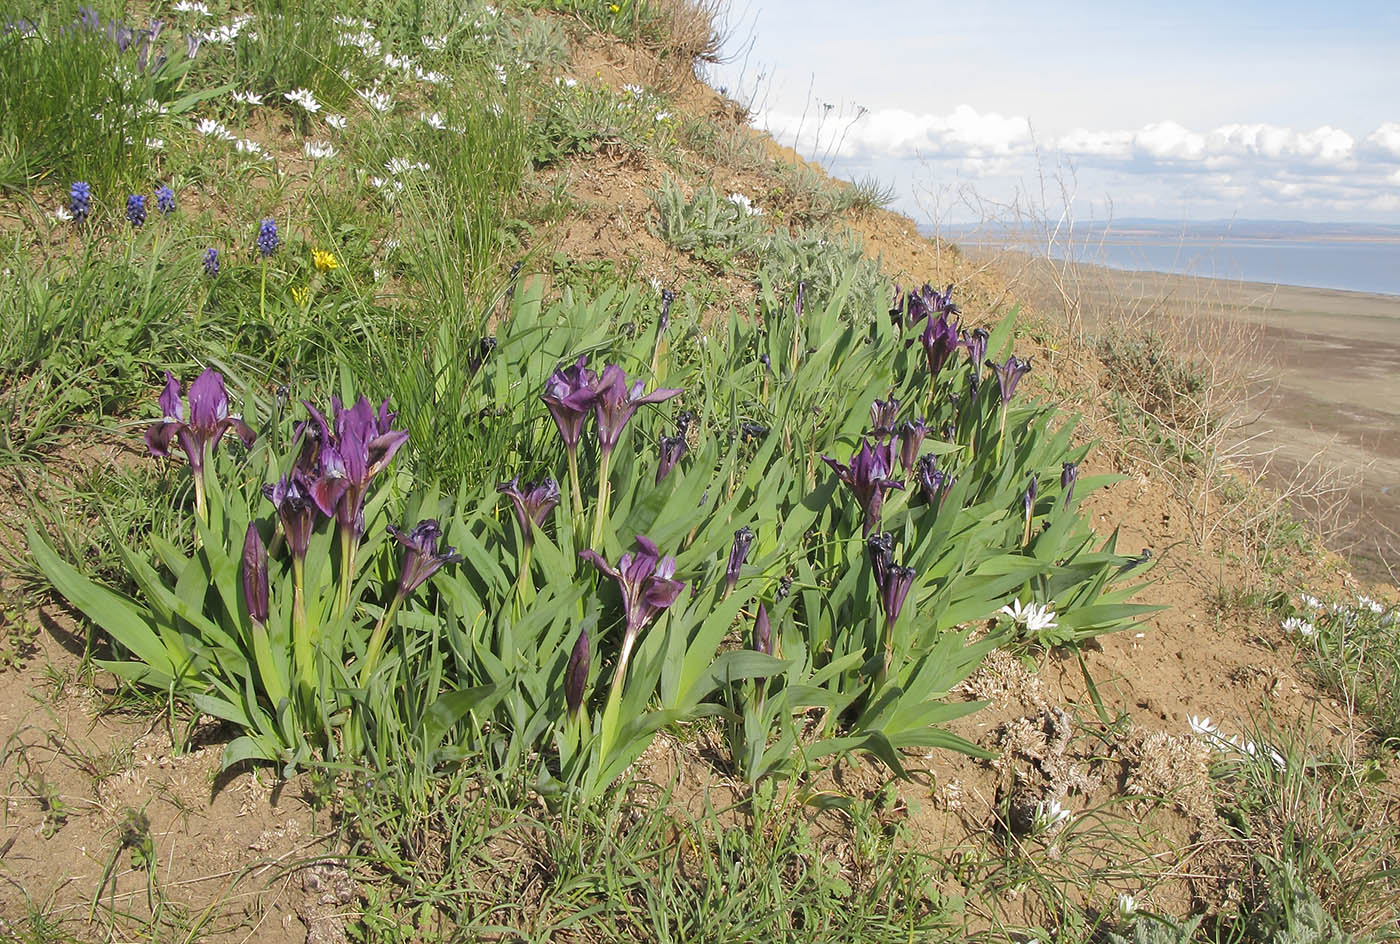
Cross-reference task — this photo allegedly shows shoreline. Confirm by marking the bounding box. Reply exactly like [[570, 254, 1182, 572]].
[[963, 247, 1400, 582]]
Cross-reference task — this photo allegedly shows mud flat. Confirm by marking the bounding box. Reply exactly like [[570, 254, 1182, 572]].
[[960, 247, 1400, 581], [1075, 265, 1398, 581]]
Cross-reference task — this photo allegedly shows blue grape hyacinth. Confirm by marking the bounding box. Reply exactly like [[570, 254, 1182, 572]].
[[256, 217, 278, 257], [203, 247, 219, 277], [155, 185, 175, 215], [69, 181, 91, 222], [126, 194, 146, 227]]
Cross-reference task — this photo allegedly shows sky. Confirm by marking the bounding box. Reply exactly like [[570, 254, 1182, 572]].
[[705, 1, 1400, 225]]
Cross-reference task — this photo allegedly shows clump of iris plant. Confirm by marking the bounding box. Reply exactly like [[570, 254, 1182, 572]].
[[1022, 474, 1038, 546], [580, 536, 684, 708], [897, 418, 928, 476], [1061, 462, 1079, 509], [155, 185, 176, 215], [867, 532, 915, 681], [241, 522, 288, 708], [588, 365, 681, 546], [752, 603, 773, 698], [988, 353, 1032, 460], [870, 397, 900, 441], [145, 369, 255, 520], [300, 396, 409, 616], [69, 181, 91, 223], [916, 308, 960, 403], [724, 526, 754, 596], [360, 520, 462, 684], [542, 355, 600, 523], [652, 287, 675, 376], [497, 476, 560, 600], [962, 327, 989, 399], [260, 473, 324, 712], [822, 439, 904, 536], [126, 194, 146, 227], [915, 454, 955, 508], [565, 626, 591, 719]]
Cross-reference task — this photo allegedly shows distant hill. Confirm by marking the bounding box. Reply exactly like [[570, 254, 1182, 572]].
[[928, 219, 1400, 242]]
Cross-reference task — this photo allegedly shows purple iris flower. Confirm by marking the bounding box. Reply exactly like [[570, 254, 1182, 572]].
[[302, 396, 409, 537], [242, 523, 269, 625], [903, 283, 958, 329], [656, 432, 687, 483], [897, 418, 928, 476], [126, 194, 146, 227], [1023, 474, 1039, 544], [725, 526, 754, 594], [592, 364, 682, 457], [467, 337, 496, 377], [794, 281, 807, 321], [541, 356, 600, 452], [203, 247, 219, 277], [145, 369, 256, 473], [497, 477, 560, 544], [870, 397, 900, 441], [69, 181, 91, 222], [659, 288, 675, 335], [256, 218, 278, 257], [962, 327, 989, 396], [155, 185, 175, 215], [915, 454, 955, 508], [888, 285, 906, 327], [579, 536, 685, 681], [753, 603, 772, 657], [387, 519, 462, 597], [565, 627, 590, 717], [1061, 462, 1079, 508], [821, 439, 905, 536], [989, 354, 1032, 407], [867, 531, 894, 589], [263, 474, 317, 562], [879, 563, 916, 631], [185, 32, 202, 59], [867, 532, 915, 632], [917, 309, 960, 379]]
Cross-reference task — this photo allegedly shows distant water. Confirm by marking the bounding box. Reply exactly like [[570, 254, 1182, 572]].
[[950, 231, 1400, 297]]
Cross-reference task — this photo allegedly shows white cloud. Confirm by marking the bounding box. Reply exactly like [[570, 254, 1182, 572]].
[[1134, 121, 1207, 161], [758, 104, 1400, 220], [1364, 122, 1400, 161], [759, 103, 1031, 160], [1055, 128, 1133, 159], [1206, 124, 1353, 167]]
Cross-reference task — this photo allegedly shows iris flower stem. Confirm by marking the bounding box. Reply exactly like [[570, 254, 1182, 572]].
[[567, 449, 585, 544], [291, 558, 312, 715], [877, 618, 895, 691], [335, 528, 358, 619], [599, 626, 638, 763], [192, 472, 207, 527], [360, 593, 405, 687], [590, 450, 614, 550], [996, 408, 1008, 466], [516, 541, 535, 608]]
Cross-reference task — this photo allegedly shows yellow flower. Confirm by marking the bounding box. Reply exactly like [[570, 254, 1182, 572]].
[[312, 248, 339, 272], [290, 286, 309, 305], [608, 3, 620, 12]]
